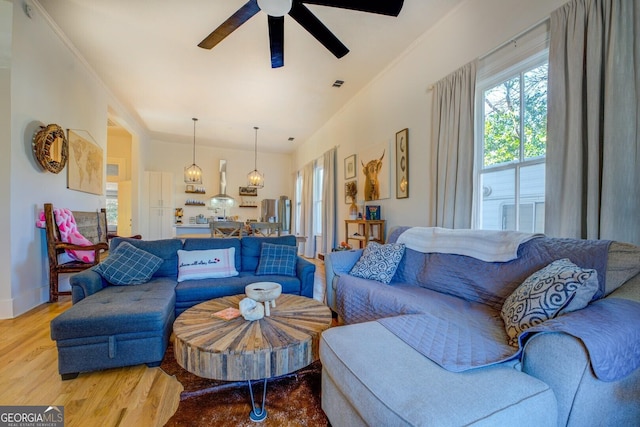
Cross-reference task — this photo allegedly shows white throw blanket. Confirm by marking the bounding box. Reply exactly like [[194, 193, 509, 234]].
[[396, 227, 543, 262]]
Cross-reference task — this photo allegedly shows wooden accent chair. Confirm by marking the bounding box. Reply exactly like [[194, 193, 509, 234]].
[[210, 221, 245, 238], [43, 203, 141, 302], [250, 222, 281, 237]]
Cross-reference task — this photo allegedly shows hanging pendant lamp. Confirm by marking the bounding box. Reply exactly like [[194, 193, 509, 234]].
[[184, 118, 203, 184], [247, 126, 265, 188]]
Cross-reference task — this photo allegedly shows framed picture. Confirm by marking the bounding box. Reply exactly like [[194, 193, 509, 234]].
[[366, 205, 381, 220], [395, 128, 409, 199], [345, 180, 357, 204], [186, 184, 195, 192], [239, 186, 258, 196], [344, 154, 356, 180], [67, 129, 103, 195]]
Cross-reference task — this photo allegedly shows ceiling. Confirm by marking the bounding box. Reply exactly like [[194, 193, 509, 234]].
[[36, 0, 461, 153]]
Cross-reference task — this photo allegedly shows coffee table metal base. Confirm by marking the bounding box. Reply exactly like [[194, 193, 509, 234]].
[[248, 378, 268, 422]]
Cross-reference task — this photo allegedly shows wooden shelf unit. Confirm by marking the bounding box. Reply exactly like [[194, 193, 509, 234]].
[[345, 220, 386, 248]]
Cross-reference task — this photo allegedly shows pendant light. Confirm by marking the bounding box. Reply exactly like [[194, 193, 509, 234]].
[[247, 126, 264, 188], [184, 118, 203, 184]]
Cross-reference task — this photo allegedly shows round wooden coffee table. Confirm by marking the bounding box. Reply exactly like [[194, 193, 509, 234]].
[[173, 293, 332, 422]]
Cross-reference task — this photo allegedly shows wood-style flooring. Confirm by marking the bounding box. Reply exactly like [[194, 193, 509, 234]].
[[0, 257, 326, 427]]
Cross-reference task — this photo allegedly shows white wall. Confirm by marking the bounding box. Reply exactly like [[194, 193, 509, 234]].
[[142, 138, 294, 233], [293, 0, 566, 232], [0, 0, 13, 316], [1, 1, 148, 318]]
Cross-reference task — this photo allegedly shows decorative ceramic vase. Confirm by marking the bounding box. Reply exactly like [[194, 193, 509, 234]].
[[349, 202, 358, 220]]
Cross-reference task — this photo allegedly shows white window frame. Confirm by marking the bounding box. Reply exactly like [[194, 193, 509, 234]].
[[313, 158, 324, 236], [473, 21, 550, 232]]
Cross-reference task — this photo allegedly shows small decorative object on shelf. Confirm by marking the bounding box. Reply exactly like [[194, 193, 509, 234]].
[[345, 181, 358, 219], [239, 198, 258, 207], [185, 185, 206, 194], [366, 205, 381, 220]]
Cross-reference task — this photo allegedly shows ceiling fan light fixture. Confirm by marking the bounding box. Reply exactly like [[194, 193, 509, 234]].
[[247, 126, 265, 189], [184, 118, 203, 184], [257, 0, 292, 17]]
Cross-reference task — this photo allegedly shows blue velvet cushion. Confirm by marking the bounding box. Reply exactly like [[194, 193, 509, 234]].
[[349, 241, 405, 284], [94, 242, 163, 285], [256, 243, 297, 276], [500, 258, 599, 346]]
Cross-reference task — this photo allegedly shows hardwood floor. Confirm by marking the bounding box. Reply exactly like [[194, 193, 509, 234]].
[[0, 257, 326, 426], [0, 299, 182, 427]]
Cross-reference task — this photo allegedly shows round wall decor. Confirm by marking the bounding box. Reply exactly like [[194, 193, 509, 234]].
[[33, 124, 68, 174]]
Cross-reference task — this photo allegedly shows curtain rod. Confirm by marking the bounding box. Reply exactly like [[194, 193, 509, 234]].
[[426, 16, 550, 92]]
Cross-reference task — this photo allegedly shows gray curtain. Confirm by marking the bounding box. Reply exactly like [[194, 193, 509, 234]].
[[320, 148, 337, 256], [299, 162, 316, 258], [430, 60, 477, 228], [546, 0, 639, 244]]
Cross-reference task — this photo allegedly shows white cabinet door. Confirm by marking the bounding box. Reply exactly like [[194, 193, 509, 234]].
[[148, 171, 174, 208], [144, 171, 175, 239], [148, 207, 174, 240]]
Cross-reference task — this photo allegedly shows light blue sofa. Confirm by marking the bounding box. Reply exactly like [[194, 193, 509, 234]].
[[322, 228, 640, 426], [50, 235, 315, 380]]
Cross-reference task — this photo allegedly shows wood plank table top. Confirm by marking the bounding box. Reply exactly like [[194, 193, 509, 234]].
[[173, 294, 332, 381]]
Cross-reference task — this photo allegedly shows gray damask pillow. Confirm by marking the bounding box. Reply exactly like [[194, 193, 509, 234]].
[[349, 241, 405, 284], [500, 258, 599, 347]]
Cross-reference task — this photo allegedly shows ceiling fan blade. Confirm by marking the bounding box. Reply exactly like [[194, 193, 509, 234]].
[[301, 0, 404, 17], [198, 0, 261, 49], [268, 16, 285, 68], [289, 2, 349, 59]]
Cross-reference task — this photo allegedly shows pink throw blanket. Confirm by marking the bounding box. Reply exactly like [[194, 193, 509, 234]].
[[36, 208, 96, 263]]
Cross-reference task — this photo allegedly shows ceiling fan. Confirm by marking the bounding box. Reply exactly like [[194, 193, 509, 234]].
[[198, 0, 405, 68]]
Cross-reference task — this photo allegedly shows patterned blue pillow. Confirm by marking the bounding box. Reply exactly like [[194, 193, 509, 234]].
[[500, 258, 599, 347], [94, 242, 163, 285], [256, 243, 297, 277], [349, 242, 406, 284]]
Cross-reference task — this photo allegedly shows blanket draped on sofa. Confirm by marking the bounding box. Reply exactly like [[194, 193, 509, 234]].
[[341, 227, 640, 382], [378, 297, 640, 382]]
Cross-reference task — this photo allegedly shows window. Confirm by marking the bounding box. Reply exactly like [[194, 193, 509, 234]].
[[313, 158, 324, 236], [475, 24, 549, 233]]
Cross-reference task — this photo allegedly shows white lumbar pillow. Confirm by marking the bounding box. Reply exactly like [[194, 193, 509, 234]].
[[177, 248, 239, 282]]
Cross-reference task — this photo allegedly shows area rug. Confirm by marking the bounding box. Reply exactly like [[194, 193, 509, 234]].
[[161, 341, 330, 426]]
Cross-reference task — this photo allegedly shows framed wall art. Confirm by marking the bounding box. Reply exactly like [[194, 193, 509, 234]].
[[67, 129, 103, 195], [344, 154, 356, 180], [345, 180, 357, 204], [239, 186, 258, 196], [395, 128, 409, 199]]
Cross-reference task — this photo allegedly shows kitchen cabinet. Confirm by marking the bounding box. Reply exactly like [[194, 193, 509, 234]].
[[144, 171, 175, 239]]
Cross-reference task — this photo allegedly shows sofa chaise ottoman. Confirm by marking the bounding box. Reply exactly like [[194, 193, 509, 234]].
[[322, 227, 640, 426], [50, 235, 315, 379]]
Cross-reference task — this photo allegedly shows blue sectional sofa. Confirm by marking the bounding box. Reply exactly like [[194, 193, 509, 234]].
[[322, 227, 640, 426], [50, 235, 315, 380]]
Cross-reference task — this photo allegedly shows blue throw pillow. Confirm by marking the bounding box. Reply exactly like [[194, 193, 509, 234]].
[[255, 243, 297, 277], [94, 242, 163, 285], [349, 241, 405, 284]]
